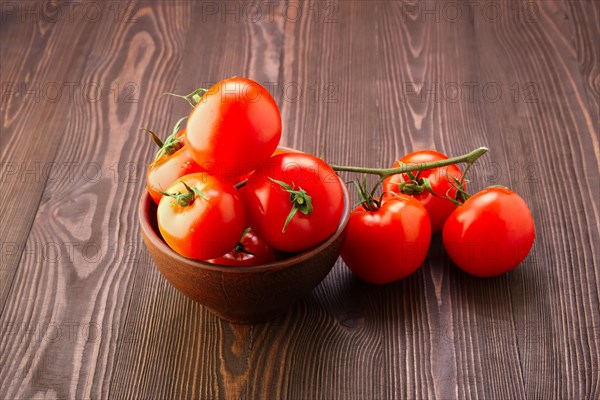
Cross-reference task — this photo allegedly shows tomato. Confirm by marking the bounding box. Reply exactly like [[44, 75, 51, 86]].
[[241, 153, 344, 253], [207, 230, 277, 267], [185, 77, 282, 182], [341, 195, 431, 284], [146, 146, 203, 204], [442, 187, 535, 277], [238, 146, 304, 183], [235, 147, 303, 183], [157, 173, 246, 260], [383, 150, 463, 233], [145, 122, 200, 205]]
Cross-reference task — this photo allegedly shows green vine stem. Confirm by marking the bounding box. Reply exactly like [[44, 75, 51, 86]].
[[330, 147, 488, 178], [232, 147, 488, 216], [331, 146, 488, 210], [233, 147, 487, 193]]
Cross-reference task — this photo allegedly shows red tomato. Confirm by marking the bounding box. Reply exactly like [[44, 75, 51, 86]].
[[383, 150, 463, 233], [442, 187, 535, 277], [157, 173, 246, 260], [235, 146, 304, 184], [146, 146, 204, 205], [185, 77, 282, 182], [241, 153, 344, 252], [207, 230, 277, 267], [341, 195, 431, 284]]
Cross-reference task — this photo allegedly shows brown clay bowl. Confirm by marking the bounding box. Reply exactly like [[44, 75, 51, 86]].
[[138, 176, 350, 324]]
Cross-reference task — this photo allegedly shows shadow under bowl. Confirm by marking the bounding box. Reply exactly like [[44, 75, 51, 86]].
[[138, 176, 350, 324]]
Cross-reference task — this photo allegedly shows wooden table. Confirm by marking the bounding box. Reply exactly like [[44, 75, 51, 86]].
[[1, 1, 598, 399]]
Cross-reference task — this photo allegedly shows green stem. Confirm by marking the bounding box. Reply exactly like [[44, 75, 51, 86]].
[[331, 147, 488, 178]]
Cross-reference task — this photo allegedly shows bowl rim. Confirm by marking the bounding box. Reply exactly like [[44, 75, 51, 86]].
[[139, 174, 351, 274]]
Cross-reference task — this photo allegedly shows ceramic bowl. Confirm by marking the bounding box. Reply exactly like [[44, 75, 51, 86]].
[[138, 176, 350, 323]]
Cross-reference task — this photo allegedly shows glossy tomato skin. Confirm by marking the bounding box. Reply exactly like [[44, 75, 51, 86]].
[[442, 187, 535, 277], [383, 150, 463, 233], [186, 77, 282, 182], [157, 173, 246, 260], [341, 195, 431, 284], [241, 153, 344, 253], [207, 230, 277, 267], [146, 146, 203, 205], [238, 146, 304, 183]]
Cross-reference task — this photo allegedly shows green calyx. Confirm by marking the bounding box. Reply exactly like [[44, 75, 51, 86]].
[[232, 228, 255, 256], [395, 169, 435, 196], [396, 167, 472, 207], [353, 176, 383, 212], [143, 116, 188, 161], [160, 181, 207, 207], [269, 178, 313, 233]]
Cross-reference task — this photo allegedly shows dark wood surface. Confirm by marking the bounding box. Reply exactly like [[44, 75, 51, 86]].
[[1, 1, 598, 399]]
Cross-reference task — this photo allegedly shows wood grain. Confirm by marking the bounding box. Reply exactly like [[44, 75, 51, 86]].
[[565, 0, 600, 143], [1, 1, 598, 399], [473, 1, 599, 397], [0, 0, 99, 314], [1, 2, 197, 398]]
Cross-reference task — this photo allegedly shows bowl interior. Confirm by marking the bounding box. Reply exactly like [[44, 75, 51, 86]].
[[139, 175, 350, 272]]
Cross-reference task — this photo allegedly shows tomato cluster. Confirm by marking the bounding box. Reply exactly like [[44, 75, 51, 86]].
[[144, 77, 535, 282], [144, 78, 344, 266], [340, 150, 536, 283]]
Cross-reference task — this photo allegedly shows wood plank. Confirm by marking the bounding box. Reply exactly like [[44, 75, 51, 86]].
[[0, 0, 100, 314], [0, 2, 199, 398], [565, 0, 600, 152], [471, 0, 599, 397]]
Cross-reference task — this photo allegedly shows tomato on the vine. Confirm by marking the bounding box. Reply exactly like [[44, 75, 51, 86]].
[[241, 153, 344, 253], [157, 173, 246, 260], [383, 150, 463, 233], [442, 187, 535, 277], [185, 77, 282, 182], [207, 229, 277, 267], [341, 194, 431, 284]]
